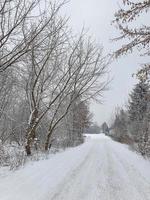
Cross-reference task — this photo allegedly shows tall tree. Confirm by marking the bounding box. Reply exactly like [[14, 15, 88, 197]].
[[128, 81, 149, 122], [112, 108, 129, 142], [128, 80, 149, 143], [101, 122, 109, 134]]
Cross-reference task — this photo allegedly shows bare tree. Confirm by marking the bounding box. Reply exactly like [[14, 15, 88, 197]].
[[0, 0, 66, 72], [0, 69, 19, 143], [113, 0, 150, 58], [0, 0, 108, 156], [20, 4, 69, 155], [22, 25, 108, 155], [44, 35, 108, 151]]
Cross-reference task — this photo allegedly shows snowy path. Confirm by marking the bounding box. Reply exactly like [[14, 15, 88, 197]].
[[1, 134, 150, 200]]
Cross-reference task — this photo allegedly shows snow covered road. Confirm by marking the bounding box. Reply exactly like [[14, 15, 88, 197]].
[[1, 134, 150, 200]]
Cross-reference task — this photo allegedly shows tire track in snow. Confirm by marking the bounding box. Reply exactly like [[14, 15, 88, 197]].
[[110, 146, 150, 200], [50, 137, 150, 200], [49, 147, 93, 199], [96, 140, 129, 200], [50, 142, 102, 200]]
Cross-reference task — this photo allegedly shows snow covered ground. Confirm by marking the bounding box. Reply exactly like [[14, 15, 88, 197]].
[[1, 134, 150, 200]]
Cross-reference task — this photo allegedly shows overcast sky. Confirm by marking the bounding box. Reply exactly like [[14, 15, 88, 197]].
[[62, 0, 148, 126]]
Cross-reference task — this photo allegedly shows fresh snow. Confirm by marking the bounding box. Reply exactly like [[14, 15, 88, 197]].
[[1, 134, 150, 200]]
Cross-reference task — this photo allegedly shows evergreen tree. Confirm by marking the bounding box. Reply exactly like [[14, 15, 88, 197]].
[[137, 101, 150, 156], [112, 109, 129, 142], [101, 122, 109, 135], [128, 81, 149, 122], [128, 80, 150, 146]]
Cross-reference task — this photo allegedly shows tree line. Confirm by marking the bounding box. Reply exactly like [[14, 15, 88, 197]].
[[111, 0, 150, 156], [0, 0, 108, 164]]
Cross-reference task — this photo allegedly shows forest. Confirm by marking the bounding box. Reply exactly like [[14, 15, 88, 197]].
[[110, 0, 150, 157]]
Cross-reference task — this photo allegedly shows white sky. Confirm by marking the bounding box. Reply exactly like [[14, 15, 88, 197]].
[[62, 0, 149, 126]]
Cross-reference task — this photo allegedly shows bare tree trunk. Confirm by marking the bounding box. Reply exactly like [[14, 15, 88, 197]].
[[25, 141, 32, 156], [25, 126, 37, 155], [45, 126, 53, 151], [25, 109, 38, 155]]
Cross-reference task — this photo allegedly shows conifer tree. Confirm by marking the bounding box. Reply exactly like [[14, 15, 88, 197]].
[[112, 109, 129, 142], [128, 80, 150, 148], [128, 81, 149, 122]]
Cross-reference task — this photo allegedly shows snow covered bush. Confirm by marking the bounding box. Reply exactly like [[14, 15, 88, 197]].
[[0, 142, 26, 170]]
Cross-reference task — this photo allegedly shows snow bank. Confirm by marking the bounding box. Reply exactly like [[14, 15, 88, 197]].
[[109, 139, 150, 183], [0, 140, 93, 200]]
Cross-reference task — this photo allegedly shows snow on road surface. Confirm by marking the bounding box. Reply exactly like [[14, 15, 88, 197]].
[[1, 134, 150, 200]]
